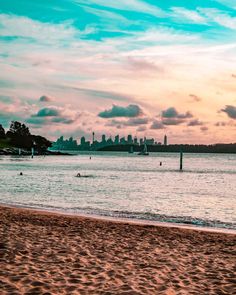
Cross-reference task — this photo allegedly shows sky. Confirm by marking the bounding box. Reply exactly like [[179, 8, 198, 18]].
[[0, 0, 236, 144]]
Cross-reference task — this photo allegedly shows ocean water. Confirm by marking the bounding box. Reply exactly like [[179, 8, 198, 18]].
[[0, 152, 235, 230]]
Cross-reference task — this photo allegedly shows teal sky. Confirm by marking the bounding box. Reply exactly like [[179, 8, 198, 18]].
[[0, 1, 236, 143]]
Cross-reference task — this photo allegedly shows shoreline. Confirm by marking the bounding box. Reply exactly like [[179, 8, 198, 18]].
[[1, 205, 236, 294], [1, 203, 236, 235]]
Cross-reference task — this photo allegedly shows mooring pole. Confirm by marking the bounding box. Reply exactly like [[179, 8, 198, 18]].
[[180, 150, 183, 171]]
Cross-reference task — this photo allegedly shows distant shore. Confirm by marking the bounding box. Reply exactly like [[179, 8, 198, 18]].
[[0, 148, 71, 156], [0, 205, 235, 294]]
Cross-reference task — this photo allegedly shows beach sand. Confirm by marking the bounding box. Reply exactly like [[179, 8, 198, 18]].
[[0, 206, 235, 295]]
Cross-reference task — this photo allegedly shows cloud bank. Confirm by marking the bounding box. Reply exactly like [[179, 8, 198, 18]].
[[98, 104, 143, 118]]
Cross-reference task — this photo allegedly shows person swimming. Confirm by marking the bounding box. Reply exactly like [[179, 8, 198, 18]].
[[76, 172, 81, 177], [20, 172, 23, 175]]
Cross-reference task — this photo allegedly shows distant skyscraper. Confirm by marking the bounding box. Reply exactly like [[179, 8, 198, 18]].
[[164, 135, 167, 146], [120, 137, 126, 144], [92, 132, 95, 143], [127, 134, 133, 144], [81, 136, 86, 145], [114, 135, 119, 144], [102, 134, 106, 143]]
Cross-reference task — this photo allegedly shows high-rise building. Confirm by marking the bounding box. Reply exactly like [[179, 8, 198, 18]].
[[81, 136, 86, 145], [114, 135, 119, 144], [92, 132, 95, 143], [127, 134, 133, 144], [164, 135, 167, 146], [102, 134, 106, 143], [120, 137, 126, 144]]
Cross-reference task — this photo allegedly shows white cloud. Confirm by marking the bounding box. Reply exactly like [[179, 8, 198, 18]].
[[199, 8, 236, 30], [0, 13, 94, 44], [214, 0, 236, 9], [172, 7, 207, 24], [73, 0, 163, 17]]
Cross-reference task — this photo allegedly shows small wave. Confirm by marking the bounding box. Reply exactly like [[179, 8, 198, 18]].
[[1, 202, 235, 231], [67, 207, 236, 230], [74, 175, 95, 178]]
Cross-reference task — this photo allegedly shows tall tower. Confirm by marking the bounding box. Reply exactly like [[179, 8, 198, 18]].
[[92, 132, 95, 143], [164, 135, 167, 146]]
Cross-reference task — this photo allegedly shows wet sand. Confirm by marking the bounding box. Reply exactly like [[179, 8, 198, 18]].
[[0, 206, 235, 295]]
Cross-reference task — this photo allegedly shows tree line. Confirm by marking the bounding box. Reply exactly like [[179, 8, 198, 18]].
[[0, 121, 51, 152]]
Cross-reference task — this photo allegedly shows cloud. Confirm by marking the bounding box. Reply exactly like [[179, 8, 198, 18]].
[[51, 117, 74, 124], [189, 94, 202, 102], [126, 57, 163, 73], [98, 104, 143, 118], [126, 117, 148, 125], [137, 126, 146, 132], [215, 121, 227, 126], [200, 126, 208, 132], [68, 86, 132, 102], [162, 118, 185, 125], [162, 107, 193, 119], [199, 8, 236, 30], [150, 120, 165, 129], [172, 7, 206, 24], [106, 117, 148, 128], [74, 0, 163, 17], [0, 13, 78, 43], [26, 117, 47, 125], [33, 107, 60, 117], [29, 105, 80, 125], [159, 107, 193, 125], [221, 105, 236, 119], [39, 95, 53, 102], [187, 119, 204, 126], [0, 95, 13, 104]]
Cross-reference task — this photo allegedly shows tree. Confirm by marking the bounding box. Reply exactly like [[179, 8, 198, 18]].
[[8, 121, 31, 137], [4, 121, 52, 152], [6, 121, 32, 148], [0, 124, 5, 139], [31, 135, 52, 152]]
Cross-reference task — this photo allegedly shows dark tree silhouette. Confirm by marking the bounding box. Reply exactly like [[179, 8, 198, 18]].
[[7, 121, 31, 137], [5, 121, 51, 151], [31, 135, 52, 152], [0, 124, 5, 139]]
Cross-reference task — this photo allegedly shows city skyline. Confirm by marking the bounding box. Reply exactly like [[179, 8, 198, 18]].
[[53, 133, 168, 150], [0, 1, 236, 144]]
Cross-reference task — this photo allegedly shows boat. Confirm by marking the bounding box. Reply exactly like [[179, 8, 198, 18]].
[[138, 143, 149, 155]]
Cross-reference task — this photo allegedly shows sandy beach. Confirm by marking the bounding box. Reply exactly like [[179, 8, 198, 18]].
[[0, 206, 235, 295]]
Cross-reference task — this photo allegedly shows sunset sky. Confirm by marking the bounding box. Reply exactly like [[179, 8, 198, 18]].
[[0, 0, 236, 144]]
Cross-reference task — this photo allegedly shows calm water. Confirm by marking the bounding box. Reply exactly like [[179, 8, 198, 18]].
[[0, 152, 235, 229]]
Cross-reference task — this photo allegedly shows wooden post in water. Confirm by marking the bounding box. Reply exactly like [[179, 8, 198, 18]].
[[180, 150, 183, 171]]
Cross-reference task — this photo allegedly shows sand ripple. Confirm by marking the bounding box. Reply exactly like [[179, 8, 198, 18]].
[[0, 206, 235, 294]]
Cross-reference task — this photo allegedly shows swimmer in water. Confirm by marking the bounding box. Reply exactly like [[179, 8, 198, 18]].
[[76, 173, 81, 177], [20, 172, 23, 175]]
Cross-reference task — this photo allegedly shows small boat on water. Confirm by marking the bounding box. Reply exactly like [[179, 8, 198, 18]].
[[138, 143, 149, 155]]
